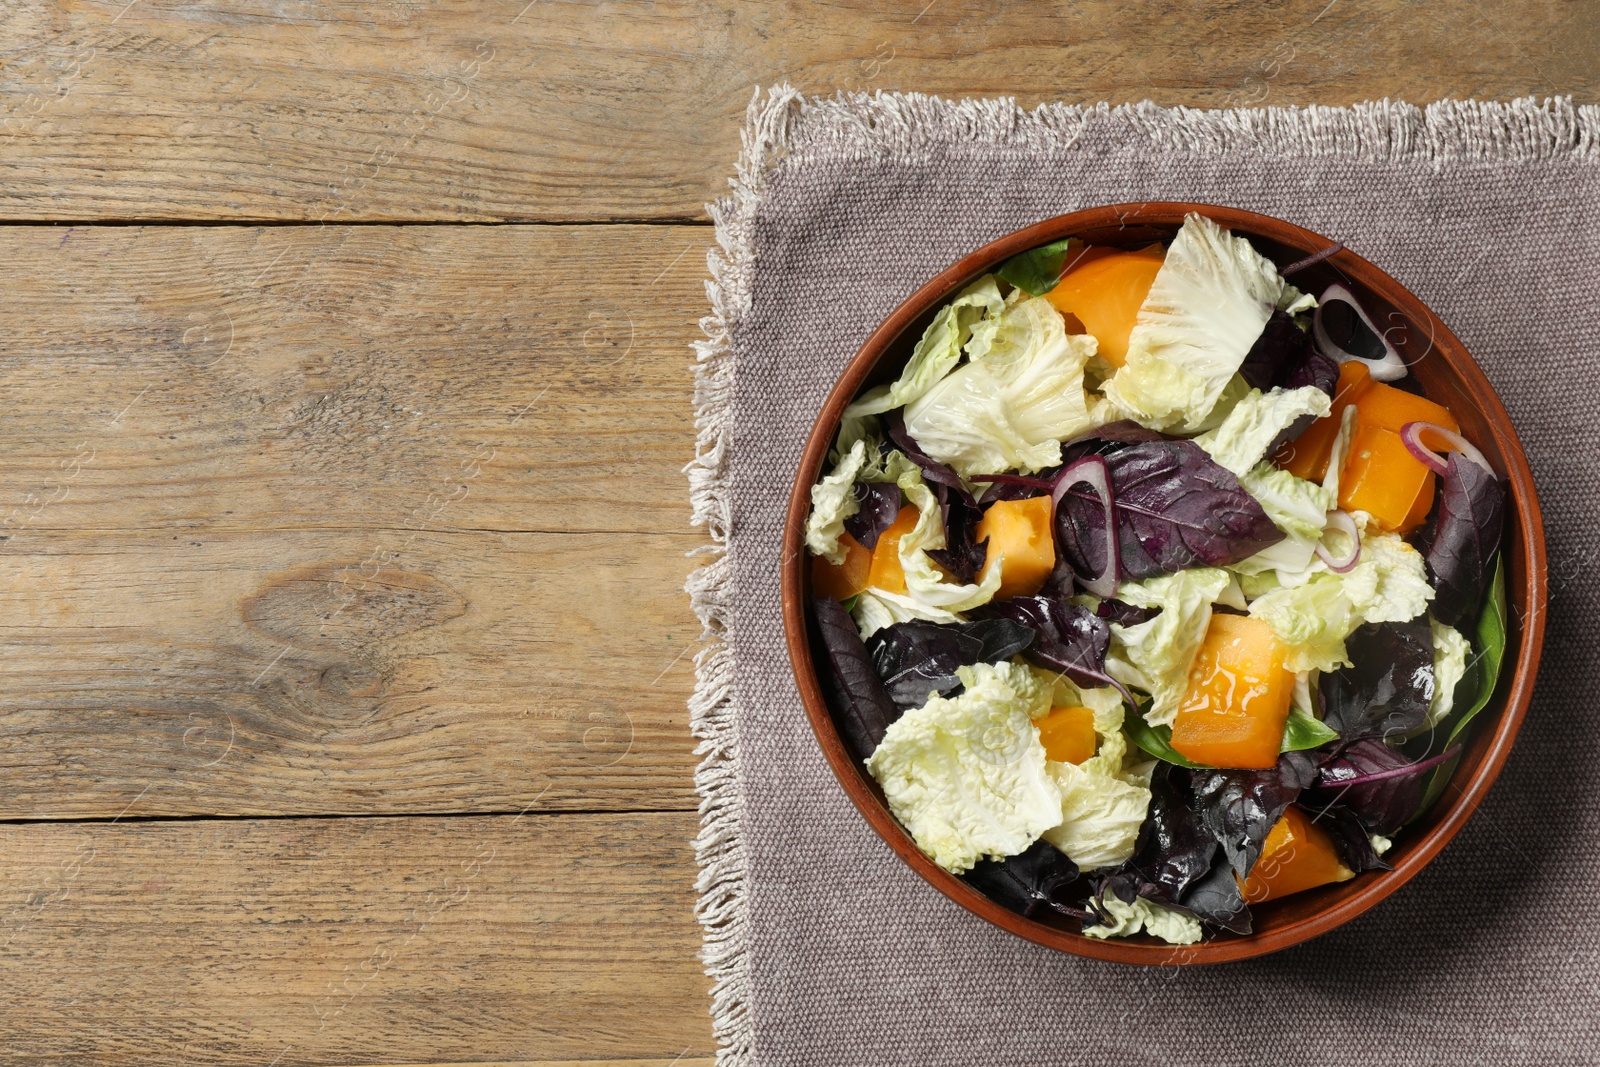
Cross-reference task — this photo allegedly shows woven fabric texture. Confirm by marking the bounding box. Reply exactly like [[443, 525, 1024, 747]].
[[687, 88, 1600, 1066]]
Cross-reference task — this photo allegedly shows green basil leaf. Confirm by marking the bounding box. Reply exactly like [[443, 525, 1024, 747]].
[[1279, 707, 1339, 752], [1123, 706, 1209, 769], [997, 238, 1077, 296], [1416, 555, 1508, 816]]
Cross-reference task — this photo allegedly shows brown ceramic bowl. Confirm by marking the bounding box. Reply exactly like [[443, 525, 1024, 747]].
[[781, 203, 1547, 965]]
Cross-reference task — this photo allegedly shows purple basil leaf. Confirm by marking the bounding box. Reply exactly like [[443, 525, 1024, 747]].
[[1191, 751, 1320, 878], [1318, 620, 1435, 740], [884, 410, 991, 580], [1129, 764, 1217, 903], [811, 597, 899, 759], [1057, 421, 1169, 469], [1179, 861, 1253, 934], [1236, 308, 1337, 450], [1074, 420, 1170, 446], [1097, 598, 1159, 627], [843, 480, 901, 550], [1311, 803, 1392, 873], [1059, 440, 1284, 581], [1239, 309, 1312, 391], [969, 595, 1129, 701], [1415, 453, 1507, 627], [867, 618, 1034, 709], [1274, 347, 1341, 451], [975, 474, 1055, 503], [1308, 739, 1458, 835], [926, 492, 989, 584], [1282, 343, 1340, 395], [963, 839, 1088, 921], [884, 410, 975, 506]]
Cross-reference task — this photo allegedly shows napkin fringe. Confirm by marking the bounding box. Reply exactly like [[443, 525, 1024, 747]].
[[686, 83, 1595, 1066], [778, 89, 1600, 165], [687, 83, 803, 1067]]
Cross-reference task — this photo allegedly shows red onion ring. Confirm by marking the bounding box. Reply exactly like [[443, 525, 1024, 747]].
[[1315, 509, 1362, 573], [1313, 283, 1408, 382], [1399, 420, 1492, 477], [1051, 456, 1118, 598]]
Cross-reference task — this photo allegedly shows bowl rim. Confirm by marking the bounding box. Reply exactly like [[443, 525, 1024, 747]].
[[780, 202, 1548, 965]]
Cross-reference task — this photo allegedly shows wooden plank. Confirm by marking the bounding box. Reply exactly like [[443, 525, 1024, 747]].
[[0, 0, 1592, 221], [0, 527, 701, 818], [0, 812, 714, 1066], [0, 223, 712, 818], [0, 223, 710, 537]]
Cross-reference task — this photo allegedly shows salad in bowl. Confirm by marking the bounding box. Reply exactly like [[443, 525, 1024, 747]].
[[791, 207, 1539, 958]]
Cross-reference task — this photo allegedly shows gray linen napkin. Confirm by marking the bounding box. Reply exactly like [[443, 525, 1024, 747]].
[[687, 87, 1600, 1067]]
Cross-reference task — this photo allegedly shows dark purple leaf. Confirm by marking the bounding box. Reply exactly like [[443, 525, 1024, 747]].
[[1058, 440, 1284, 581], [969, 595, 1130, 703], [1086, 765, 1253, 933], [1037, 556, 1080, 600], [1274, 347, 1341, 451], [1415, 453, 1506, 627], [1074, 420, 1171, 445], [1236, 310, 1339, 450], [1128, 764, 1216, 903], [963, 840, 1088, 921], [867, 618, 1034, 709], [1239, 310, 1313, 391], [1096, 598, 1160, 627], [811, 598, 899, 759], [1191, 751, 1319, 878], [1308, 739, 1459, 835], [884, 411, 975, 506], [843, 480, 901, 550], [1178, 862, 1253, 934], [1057, 421, 1169, 468], [884, 410, 992, 581], [1282, 344, 1341, 395], [1318, 620, 1435, 740], [1310, 803, 1392, 874], [974, 473, 1055, 503], [926, 492, 989, 584]]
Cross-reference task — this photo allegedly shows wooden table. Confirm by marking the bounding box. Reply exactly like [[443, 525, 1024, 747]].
[[0, 2, 1590, 1063]]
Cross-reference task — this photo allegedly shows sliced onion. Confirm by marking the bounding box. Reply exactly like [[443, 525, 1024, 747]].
[[1315, 509, 1362, 573], [1313, 283, 1408, 382], [1400, 420, 1492, 476], [1051, 455, 1118, 598]]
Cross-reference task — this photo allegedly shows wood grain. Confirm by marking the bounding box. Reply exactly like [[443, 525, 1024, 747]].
[[0, 0, 1592, 222], [0, 223, 713, 818], [0, 812, 714, 1066], [0, 528, 701, 818], [0, 223, 710, 537]]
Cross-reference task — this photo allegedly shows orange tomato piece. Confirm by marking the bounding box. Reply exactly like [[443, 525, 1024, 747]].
[[1043, 246, 1165, 368], [1339, 424, 1437, 534], [1357, 380, 1459, 438], [975, 496, 1056, 600], [866, 505, 920, 595], [1036, 705, 1096, 765], [810, 531, 872, 601], [1170, 614, 1294, 769], [1238, 805, 1355, 904]]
